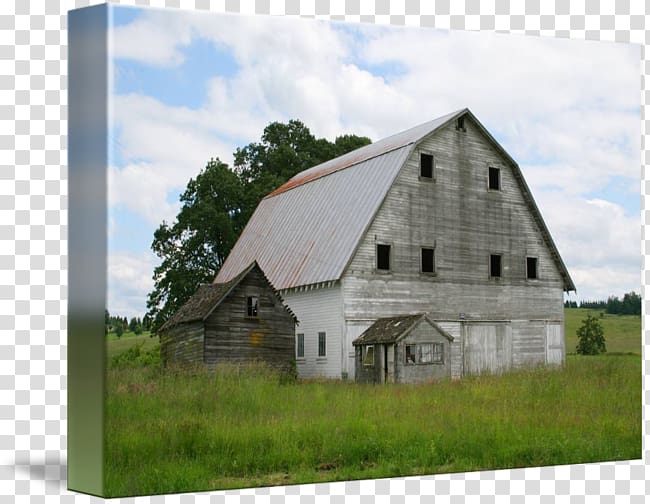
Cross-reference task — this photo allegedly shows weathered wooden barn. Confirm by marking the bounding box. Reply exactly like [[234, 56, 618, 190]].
[[159, 262, 297, 369], [214, 108, 575, 382]]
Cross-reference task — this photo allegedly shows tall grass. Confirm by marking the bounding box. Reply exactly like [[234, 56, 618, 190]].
[[105, 356, 641, 497]]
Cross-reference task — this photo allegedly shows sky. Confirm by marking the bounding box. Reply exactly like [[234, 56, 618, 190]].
[[106, 5, 641, 319]]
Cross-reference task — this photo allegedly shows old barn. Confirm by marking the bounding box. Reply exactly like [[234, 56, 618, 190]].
[[159, 262, 297, 369], [214, 108, 575, 382]]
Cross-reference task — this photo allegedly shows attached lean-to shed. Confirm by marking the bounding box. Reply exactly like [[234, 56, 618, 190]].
[[159, 262, 297, 370], [353, 314, 457, 384]]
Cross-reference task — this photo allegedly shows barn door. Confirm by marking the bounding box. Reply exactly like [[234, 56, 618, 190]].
[[463, 323, 512, 375], [546, 323, 564, 365]]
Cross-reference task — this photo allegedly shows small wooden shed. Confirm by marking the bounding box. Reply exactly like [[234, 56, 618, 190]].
[[159, 261, 297, 370], [353, 314, 455, 384]]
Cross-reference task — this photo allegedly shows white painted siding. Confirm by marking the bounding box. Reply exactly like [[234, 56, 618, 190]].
[[281, 284, 344, 379], [344, 321, 373, 379]]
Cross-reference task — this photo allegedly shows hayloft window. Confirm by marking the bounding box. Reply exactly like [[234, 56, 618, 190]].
[[296, 333, 304, 358], [318, 332, 327, 357], [420, 152, 434, 179], [376, 244, 391, 271], [490, 254, 502, 278], [405, 343, 443, 365], [488, 166, 501, 190], [527, 257, 538, 280], [363, 346, 375, 367], [456, 116, 466, 131], [421, 247, 435, 274], [246, 296, 258, 317]]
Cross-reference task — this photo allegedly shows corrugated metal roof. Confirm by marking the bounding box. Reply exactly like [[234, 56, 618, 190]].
[[215, 146, 411, 289]]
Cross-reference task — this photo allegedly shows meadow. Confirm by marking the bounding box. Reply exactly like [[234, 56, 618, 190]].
[[103, 310, 642, 497]]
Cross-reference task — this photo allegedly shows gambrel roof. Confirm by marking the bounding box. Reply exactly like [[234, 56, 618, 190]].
[[215, 109, 575, 292], [161, 261, 296, 331]]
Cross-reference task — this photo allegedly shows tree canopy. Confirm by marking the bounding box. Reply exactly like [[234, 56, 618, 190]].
[[146, 120, 371, 332]]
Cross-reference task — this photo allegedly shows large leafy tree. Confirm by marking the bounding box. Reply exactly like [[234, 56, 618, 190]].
[[146, 121, 371, 333], [146, 159, 244, 331]]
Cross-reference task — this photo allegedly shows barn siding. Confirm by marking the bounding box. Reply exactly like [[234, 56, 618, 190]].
[[203, 267, 295, 368], [344, 117, 564, 319], [281, 284, 344, 379], [342, 116, 565, 369], [436, 321, 463, 379], [394, 320, 451, 383], [160, 321, 204, 366]]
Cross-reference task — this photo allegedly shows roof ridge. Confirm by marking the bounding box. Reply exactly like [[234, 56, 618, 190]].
[[265, 108, 467, 199]]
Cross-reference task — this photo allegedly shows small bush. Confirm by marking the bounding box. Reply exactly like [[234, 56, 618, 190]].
[[111, 342, 161, 369], [576, 315, 606, 355]]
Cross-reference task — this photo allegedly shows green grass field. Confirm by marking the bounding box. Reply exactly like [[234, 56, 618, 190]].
[[103, 310, 642, 497], [564, 308, 641, 355]]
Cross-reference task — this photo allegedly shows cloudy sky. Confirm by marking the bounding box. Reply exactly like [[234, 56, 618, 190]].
[[106, 5, 641, 319]]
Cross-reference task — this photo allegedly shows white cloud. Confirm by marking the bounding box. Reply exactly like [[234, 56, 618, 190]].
[[533, 190, 641, 298], [107, 251, 157, 319], [111, 10, 192, 66], [109, 10, 641, 304]]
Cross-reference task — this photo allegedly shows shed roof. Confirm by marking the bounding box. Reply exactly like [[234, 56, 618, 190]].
[[215, 108, 575, 292], [352, 314, 454, 346], [160, 262, 296, 331]]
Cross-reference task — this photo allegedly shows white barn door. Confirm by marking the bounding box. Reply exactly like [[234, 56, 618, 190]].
[[546, 323, 564, 365], [463, 323, 512, 375]]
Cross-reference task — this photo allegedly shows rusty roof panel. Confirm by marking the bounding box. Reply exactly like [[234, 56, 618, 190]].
[[215, 146, 412, 289]]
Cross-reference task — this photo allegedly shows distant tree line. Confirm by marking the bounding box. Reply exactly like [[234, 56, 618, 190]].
[[564, 291, 641, 316], [105, 309, 152, 338]]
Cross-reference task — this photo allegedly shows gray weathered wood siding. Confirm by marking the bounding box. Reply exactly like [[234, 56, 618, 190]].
[[341, 115, 565, 374], [435, 321, 463, 379], [160, 321, 204, 366], [394, 320, 451, 383], [343, 117, 564, 321], [203, 267, 295, 368], [281, 284, 344, 379]]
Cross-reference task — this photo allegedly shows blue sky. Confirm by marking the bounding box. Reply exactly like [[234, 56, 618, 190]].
[[106, 5, 641, 318]]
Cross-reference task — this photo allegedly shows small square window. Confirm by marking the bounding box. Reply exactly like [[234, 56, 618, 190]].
[[421, 247, 435, 273], [420, 153, 434, 179], [488, 167, 501, 190], [527, 257, 538, 280], [376, 244, 391, 271], [490, 254, 502, 278], [318, 332, 326, 357], [247, 296, 258, 317], [296, 333, 304, 358]]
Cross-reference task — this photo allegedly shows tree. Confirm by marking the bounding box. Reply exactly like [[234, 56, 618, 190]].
[[146, 120, 371, 333], [114, 323, 124, 339], [576, 314, 606, 355], [146, 158, 244, 332]]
